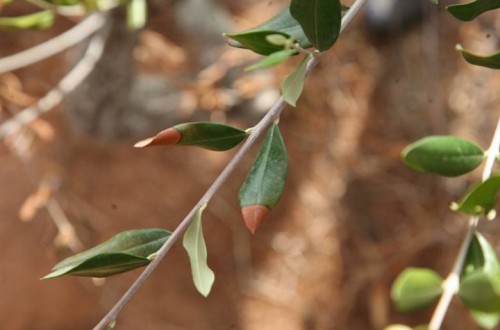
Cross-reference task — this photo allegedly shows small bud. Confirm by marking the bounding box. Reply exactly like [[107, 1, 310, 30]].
[[134, 128, 182, 148], [487, 209, 497, 221], [241, 205, 270, 234], [265, 34, 288, 46]]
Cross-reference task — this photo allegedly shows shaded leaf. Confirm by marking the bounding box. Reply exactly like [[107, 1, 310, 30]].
[[281, 54, 311, 107], [451, 173, 500, 217], [290, 0, 341, 51], [127, 0, 147, 30], [402, 135, 485, 177], [135, 122, 247, 151], [183, 204, 214, 297], [471, 310, 500, 329], [456, 45, 500, 69], [447, 0, 500, 21], [44, 229, 171, 278], [391, 267, 443, 312], [225, 7, 312, 55], [463, 232, 500, 277], [239, 124, 288, 233], [0, 10, 54, 30], [245, 49, 297, 72], [459, 271, 500, 312]]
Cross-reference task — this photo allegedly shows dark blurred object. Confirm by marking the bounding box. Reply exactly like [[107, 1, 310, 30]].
[[364, 0, 429, 38]]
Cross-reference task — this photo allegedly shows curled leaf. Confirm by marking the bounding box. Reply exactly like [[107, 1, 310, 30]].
[[456, 44, 500, 70], [183, 204, 215, 297]]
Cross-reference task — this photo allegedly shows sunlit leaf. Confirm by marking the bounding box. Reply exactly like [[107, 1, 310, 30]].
[[43, 229, 171, 278], [402, 135, 485, 177], [447, 0, 500, 21], [290, 0, 341, 51], [391, 267, 443, 312], [127, 0, 146, 29], [451, 173, 500, 217], [281, 54, 311, 107], [0, 10, 54, 30], [135, 122, 247, 151], [456, 45, 500, 69], [459, 271, 500, 313], [183, 204, 214, 297], [245, 49, 297, 72], [239, 124, 288, 233], [384, 325, 412, 330], [471, 310, 500, 329]]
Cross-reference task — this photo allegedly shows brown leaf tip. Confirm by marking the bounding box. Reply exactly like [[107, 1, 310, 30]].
[[133, 128, 182, 148], [241, 205, 270, 234]]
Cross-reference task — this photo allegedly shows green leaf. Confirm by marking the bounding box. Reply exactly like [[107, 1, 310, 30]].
[[175, 122, 247, 151], [459, 271, 500, 312], [391, 267, 443, 312], [463, 233, 500, 277], [127, 0, 147, 30], [290, 0, 341, 51], [0, 10, 54, 30], [245, 49, 297, 72], [281, 54, 311, 107], [471, 310, 500, 329], [447, 0, 500, 21], [239, 124, 288, 209], [43, 229, 171, 278], [225, 7, 312, 55], [183, 204, 214, 297], [451, 173, 500, 217], [456, 45, 500, 69], [402, 135, 485, 177]]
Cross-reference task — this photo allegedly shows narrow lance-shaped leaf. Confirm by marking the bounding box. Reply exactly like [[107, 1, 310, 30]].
[[239, 124, 288, 233], [456, 44, 500, 70], [391, 267, 443, 312], [43, 229, 171, 279], [281, 54, 311, 107], [134, 122, 247, 151], [402, 135, 485, 177], [451, 173, 500, 218], [0, 10, 54, 30], [183, 204, 215, 297], [290, 0, 342, 51], [447, 0, 500, 21], [245, 49, 297, 72]]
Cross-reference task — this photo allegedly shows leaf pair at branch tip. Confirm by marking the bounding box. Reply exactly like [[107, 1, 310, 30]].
[[134, 122, 248, 151], [239, 124, 288, 233]]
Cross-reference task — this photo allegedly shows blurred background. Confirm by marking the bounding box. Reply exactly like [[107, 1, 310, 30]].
[[0, 0, 499, 329]]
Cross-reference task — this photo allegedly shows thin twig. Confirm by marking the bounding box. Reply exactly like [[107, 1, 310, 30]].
[[0, 17, 109, 139], [0, 12, 106, 73], [428, 116, 500, 330], [93, 1, 367, 329]]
